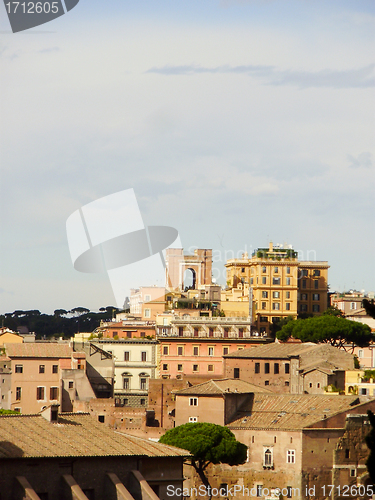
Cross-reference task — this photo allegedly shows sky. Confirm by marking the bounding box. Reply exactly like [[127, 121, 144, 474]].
[[0, 0, 374, 314]]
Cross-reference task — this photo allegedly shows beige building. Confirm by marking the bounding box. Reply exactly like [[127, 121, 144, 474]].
[[224, 342, 355, 394], [0, 329, 23, 345], [225, 243, 329, 334], [0, 410, 188, 500], [176, 388, 375, 500], [5, 343, 86, 413]]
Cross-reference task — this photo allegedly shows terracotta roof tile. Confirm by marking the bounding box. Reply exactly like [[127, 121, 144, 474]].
[[224, 342, 318, 359], [0, 413, 189, 459], [228, 394, 361, 430], [175, 379, 272, 396], [5, 343, 73, 359]]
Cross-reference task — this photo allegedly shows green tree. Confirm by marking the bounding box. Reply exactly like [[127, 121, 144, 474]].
[[159, 423, 247, 492], [366, 410, 375, 484], [276, 314, 373, 352], [363, 299, 375, 319]]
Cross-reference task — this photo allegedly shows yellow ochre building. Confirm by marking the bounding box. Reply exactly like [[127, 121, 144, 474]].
[[224, 242, 329, 334]]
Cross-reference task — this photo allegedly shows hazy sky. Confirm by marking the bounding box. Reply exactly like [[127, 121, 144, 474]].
[[1, 0, 374, 314]]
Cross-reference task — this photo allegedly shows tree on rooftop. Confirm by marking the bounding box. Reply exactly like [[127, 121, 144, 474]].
[[159, 423, 247, 493], [276, 314, 373, 352]]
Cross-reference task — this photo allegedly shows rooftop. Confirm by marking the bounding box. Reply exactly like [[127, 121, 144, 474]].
[[0, 413, 189, 459], [228, 394, 361, 430], [224, 342, 318, 359], [175, 378, 273, 396], [5, 343, 74, 359]]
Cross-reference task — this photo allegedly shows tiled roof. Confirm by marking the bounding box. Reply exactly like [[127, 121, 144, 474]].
[[5, 343, 73, 359], [0, 413, 189, 459], [224, 342, 318, 359], [228, 394, 361, 431], [175, 379, 272, 396]]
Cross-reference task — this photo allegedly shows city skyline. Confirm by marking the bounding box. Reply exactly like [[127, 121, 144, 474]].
[[1, 0, 374, 314]]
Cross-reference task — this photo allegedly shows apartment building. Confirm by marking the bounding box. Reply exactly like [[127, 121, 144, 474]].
[[224, 342, 355, 394], [4, 343, 86, 413], [158, 316, 271, 379], [225, 242, 329, 334], [95, 338, 158, 407]]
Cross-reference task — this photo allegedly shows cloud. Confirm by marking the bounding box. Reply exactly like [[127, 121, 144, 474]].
[[146, 63, 375, 89], [348, 152, 373, 169]]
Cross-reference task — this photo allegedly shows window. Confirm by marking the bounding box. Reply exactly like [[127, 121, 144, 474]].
[[285, 363, 290, 374], [140, 331, 146, 338], [234, 368, 240, 379], [260, 316, 268, 322], [15, 365, 23, 374], [301, 269, 308, 277], [189, 397, 198, 406], [262, 302, 267, 310], [123, 378, 130, 390], [209, 328, 214, 337], [274, 363, 279, 374], [358, 349, 364, 358], [262, 266, 266, 273], [208, 347, 214, 356], [140, 378, 147, 390], [223, 329, 229, 338], [312, 305, 320, 312], [50, 387, 59, 400], [144, 294, 151, 302], [162, 364, 168, 371], [361, 388, 368, 395], [286, 278, 291, 285], [223, 347, 229, 355], [265, 380, 269, 386], [286, 303, 291, 311], [286, 291, 290, 299], [285, 381, 290, 386], [314, 280, 319, 289], [301, 293, 307, 300], [239, 328, 244, 338], [262, 291, 268, 298], [144, 309, 151, 318], [241, 267, 245, 273], [263, 447, 273, 467], [302, 280, 306, 289], [350, 302, 357, 310], [273, 291, 280, 298], [287, 450, 295, 463], [313, 293, 320, 301], [272, 303, 280, 310], [141, 351, 147, 362], [255, 363, 260, 373], [194, 328, 199, 337], [273, 278, 280, 285], [68, 381, 74, 389], [345, 449, 350, 459], [16, 387, 21, 400], [300, 304, 308, 312], [124, 351, 130, 361], [208, 364, 214, 372], [179, 327, 184, 337], [98, 415, 105, 423], [113, 331, 118, 338], [265, 363, 270, 374], [52, 365, 58, 373], [262, 277, 267, 284], [193, 364, 199, 372], [177, 346, 184, 356], [350, 469, 356, 477], [193, 346, 199, 356], [36, 387, 45, 400], [140, 398, 146, 405], [189, 416, 198, 422], [286, 267, 290, 274], [177, 364, 183, 371], [313, 270, 320, 277], [126, 333, 131, 339], [274, 267, 278, 273]]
